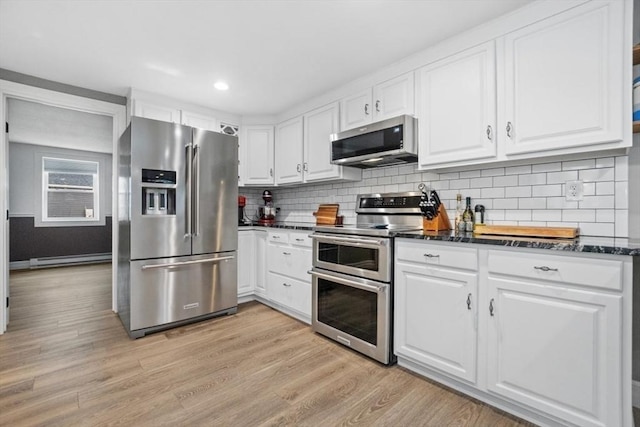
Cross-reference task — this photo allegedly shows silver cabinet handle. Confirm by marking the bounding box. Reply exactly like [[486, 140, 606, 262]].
[[423, 253, 440, 258], [282, 283, 292, 287], [269, 168, 273, 177], [303, 162, 308, 171], [489, 298, 495, 316], [282, 252, 291, 255], [375, 100, 380, 112], [295, 238, 304, 242], [364, 103, 370, 115], [534, 266, 558, 272], [506, 122, 513, 138], [271, 235, 280, 239], [297, 164, 301, 172], [486, 125, 493, 141], [467, 293, 472, 310]]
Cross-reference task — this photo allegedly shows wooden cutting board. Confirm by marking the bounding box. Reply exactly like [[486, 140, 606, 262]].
[[314, 204, 340, 225], [473, 224, 579, 239]]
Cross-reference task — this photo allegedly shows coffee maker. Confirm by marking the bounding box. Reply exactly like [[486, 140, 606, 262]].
[[258, 190, 276, 226], [238, 195, 247, 225]]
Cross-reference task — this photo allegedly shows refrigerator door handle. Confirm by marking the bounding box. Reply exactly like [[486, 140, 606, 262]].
[[185, 143, 193, 238], [193, 142, 200, 237], [140, 255, 235, 270]]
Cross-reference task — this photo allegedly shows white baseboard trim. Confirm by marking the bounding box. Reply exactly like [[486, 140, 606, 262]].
[[633, 380, 640, 408]]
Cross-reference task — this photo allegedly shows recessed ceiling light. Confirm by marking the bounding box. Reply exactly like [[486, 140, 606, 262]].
[[214, 81, 229, 91]]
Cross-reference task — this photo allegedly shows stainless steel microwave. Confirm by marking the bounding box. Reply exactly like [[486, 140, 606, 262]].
[[330, 115, 417, 168]]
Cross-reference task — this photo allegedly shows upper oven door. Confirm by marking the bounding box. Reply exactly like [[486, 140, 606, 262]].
[[311, 233, 391, 282]]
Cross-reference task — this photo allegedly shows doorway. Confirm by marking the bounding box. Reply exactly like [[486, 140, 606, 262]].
[[0, 80, 126, 333]]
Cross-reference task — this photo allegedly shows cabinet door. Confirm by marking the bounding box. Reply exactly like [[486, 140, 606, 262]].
[[502, 1, 624, 155], [303, 102, 341, 182], [132, 100, 181, 123], [266, 272, 311, 318], [373, 73, 414, 121], [239, 126, 274, 185], [275, 117, 304, 184], [254, 231, 267, 296], [395, 262, 478, 384], [181, 110, 218, 132], [237, 231, 255, 296], [340, 89, 372, 131], [417, 41, 497, 168], [487, 276, 622, 427]]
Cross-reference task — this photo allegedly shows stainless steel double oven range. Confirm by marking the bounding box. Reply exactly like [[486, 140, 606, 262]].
[[310, 192, 424, 364]]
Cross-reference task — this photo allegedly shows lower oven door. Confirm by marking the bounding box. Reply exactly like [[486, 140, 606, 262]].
[[310, 268, 393, 365], [311, 233, 391, 282]]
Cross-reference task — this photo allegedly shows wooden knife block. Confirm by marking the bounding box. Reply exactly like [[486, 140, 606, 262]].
[[422, 205, 452, 232]]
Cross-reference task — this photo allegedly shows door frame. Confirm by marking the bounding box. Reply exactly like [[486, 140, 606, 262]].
[[0, 79, 127, 333]]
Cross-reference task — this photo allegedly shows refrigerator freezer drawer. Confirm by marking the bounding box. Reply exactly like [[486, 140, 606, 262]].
[[129, 252, 237, 331]]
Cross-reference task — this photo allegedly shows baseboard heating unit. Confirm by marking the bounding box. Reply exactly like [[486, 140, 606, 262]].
[[9, 253, 112, 270]]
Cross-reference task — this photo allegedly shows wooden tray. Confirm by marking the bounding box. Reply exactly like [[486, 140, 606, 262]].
[[313, 204, 340, 225], [473, 224, 579, 239]]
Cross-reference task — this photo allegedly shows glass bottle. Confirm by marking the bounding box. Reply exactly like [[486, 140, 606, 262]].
[[462, 197, 474, 232], [454, 193, 463, 233]]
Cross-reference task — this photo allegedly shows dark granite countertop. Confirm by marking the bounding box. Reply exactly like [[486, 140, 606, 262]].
[[237, 222, 315, 231], [393, 230, 640, 256]]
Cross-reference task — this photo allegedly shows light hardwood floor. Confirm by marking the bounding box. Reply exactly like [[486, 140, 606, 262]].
[[0, 264, 635, 426]]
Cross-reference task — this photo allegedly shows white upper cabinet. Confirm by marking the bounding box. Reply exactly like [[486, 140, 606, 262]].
[[275, 116, 304, 185], [417, 41, 497, 168], [502, 0, 624, 156], [132, 100, 181, 123], [239, 125, 274, 186], [180, 110, 219, 132], [340, 73, 415, 131], [274, 103, 361, 185]]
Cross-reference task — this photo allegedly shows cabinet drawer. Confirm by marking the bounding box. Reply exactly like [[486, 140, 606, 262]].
[[267, 272, 311, 317], [289, 232, 312, 248], [267, 245, 311, 282], [396, 240, 477, 270], [267, 231, 289, 244], [487, 250, 623, 291]]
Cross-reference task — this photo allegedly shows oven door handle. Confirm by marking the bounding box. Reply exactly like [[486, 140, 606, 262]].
[[311, 234, 385, 247], [308, 270, 385, 293]]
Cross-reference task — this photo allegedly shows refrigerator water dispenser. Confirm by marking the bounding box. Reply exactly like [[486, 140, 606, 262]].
[[141, 168, 176, 216]]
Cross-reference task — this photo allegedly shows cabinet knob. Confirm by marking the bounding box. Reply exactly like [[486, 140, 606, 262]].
[[297, 164, 301, 173], [364, 103, 370, 115], [375, 100, 380, 112], [489, 298, 495, 316], [486, 125, 493, 141], [534, 265, 558, 272], [466, 293, 472, 310], [506, 122, 513, 138], [423, 253, 440, 258], [269, 168, 273, 177], [282, 252, 291, 255], [303, 162, 308, 172], [282, 283, 292, 287]]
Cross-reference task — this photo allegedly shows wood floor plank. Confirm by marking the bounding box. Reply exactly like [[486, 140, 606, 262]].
[[3, 264, 620, 426]]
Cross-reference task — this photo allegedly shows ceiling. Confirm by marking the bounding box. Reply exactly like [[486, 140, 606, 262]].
[[0, 0, 533, 117]]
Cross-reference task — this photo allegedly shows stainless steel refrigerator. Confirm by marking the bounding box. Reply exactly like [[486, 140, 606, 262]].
[[118, 116, 238, 338]]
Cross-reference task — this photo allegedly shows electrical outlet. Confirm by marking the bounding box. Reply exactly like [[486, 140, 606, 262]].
[[565, 180, 583, 201]]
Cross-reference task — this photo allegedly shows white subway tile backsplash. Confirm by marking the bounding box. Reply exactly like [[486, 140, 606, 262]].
[[492, 175, 518, 187], [547, 171, 578, 184], [532, 184, 561, 197], [519, 173, 546, 186], [580, 195, 614, 209], [532, 162, 561, 173], [258, 153, 630, 237], [579, 168, 614, 182], [562, 159, 595, 171], [505, 186, 532, 198], [563, 209, 596, 222]]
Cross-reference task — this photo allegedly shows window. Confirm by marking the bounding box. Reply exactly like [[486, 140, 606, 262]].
[[42, 157, 99, 222]]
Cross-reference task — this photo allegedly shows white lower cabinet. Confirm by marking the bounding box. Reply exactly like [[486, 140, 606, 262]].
[[237, 230, 255, 297], [264, 229, 312, 323], [395, 242, 478, 384], [394, 239, 633, 427], [254, 230, 267, 297]]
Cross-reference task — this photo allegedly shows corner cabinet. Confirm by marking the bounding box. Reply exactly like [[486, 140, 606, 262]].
[[239, 125, 274, 186], [340, 73, 414, 131], [274, 103, 361, 185], [417, 41, 497, 168], [394, 238, 634, 427]]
